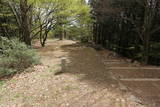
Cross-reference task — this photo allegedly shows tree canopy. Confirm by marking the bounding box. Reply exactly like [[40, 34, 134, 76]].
[[90, 0, 160, 65], [0, 0, 92, 46]]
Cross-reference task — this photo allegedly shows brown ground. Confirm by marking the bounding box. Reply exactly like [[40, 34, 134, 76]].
[[0, 39, 159, 107]]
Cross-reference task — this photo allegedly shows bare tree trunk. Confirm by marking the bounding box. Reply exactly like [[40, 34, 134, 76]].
[[40, 29, 49, 47], [143, 34, 150, 64], [59, 25, 64, 40], [142, 1, 154, 64], [39, 23, 43, 47], [20, 0, 31, 45], [61, 32, 64, 40]]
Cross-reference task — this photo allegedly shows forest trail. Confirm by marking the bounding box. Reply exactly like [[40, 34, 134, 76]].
[[0, 39, 159, 107]]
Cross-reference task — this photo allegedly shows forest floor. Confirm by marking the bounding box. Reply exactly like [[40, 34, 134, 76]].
[[0, 39, 160, 107]]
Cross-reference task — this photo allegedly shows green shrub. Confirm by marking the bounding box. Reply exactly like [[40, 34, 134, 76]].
[[0, 68, 16, 77], [0, 37, 39, 77]]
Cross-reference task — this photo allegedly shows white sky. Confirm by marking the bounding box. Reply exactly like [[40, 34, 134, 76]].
[[85, 0, 89, 3]]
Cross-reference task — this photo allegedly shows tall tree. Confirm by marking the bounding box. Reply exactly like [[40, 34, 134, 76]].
[[90, 0, 160, 65], [20, 0, 31, 45]]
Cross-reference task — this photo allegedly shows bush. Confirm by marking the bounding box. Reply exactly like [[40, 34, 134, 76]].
[[0, 37, 39, 77]]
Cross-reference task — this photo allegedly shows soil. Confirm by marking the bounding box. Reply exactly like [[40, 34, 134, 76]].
[[0, 39, 159, 107]]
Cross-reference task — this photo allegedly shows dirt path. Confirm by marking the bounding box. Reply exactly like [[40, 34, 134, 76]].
[[0, 39, 153, 107], [99, 50, 160, 107]]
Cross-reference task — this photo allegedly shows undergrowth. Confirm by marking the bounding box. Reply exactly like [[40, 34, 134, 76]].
[[0, 37, 39, 78]]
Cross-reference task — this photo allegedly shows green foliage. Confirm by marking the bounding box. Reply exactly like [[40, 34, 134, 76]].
[[0, 37, 39, 77], [46, 0, 93, 40], [0, 1, 19, 38], [1, 0, 92, 45]]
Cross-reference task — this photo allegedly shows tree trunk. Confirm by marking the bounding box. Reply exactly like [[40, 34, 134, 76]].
[[40, 30, 49, 47], [143, 34, 150, 65], [142, 3, 153, 65], [59, 26, 65, 40], [20, 0, 31, 45], [59, 32, 64, 40]]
